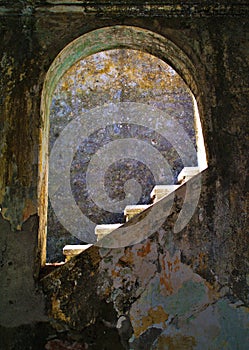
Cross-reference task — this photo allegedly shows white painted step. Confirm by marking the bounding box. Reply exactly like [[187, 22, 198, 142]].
[[63, 244, 93, 261], [95, 223, 122, 241], [150, 185, 180, 202], [177, 166, 199, 183], [124, 204, 152, 222]]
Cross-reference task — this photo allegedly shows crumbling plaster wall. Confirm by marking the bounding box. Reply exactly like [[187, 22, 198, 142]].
[[41, 174, 249, 349], [0, 1, 248, 349]]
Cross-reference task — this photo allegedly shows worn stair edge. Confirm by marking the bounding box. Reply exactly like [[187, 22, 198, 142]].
[[177, 166, 200, 183], [124, 204, 152, 222], [95, 223, 123, 241], [63, 244, 93, 261], [150, 185, 180, 202]]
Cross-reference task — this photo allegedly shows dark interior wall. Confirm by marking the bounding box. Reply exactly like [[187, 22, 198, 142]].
[[0, 1, 248, 349]]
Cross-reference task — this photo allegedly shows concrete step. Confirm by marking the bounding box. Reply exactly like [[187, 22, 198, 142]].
[[63, 244, 93, 261], [124, 204, 152, 222], [177, 166, 200, 184], [150, 185, 180, 203], [95, 223, 123, 241]]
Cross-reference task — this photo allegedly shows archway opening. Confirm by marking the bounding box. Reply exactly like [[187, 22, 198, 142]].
[[39, 26, 207, 266]]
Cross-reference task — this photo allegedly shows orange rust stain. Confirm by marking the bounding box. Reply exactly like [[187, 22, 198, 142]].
[[167, 261, 173, 272], [160, 276, 173, 294], [174, 255, 180, 272], [111, 269, 119, 277], [137, 241, 151, 257], [174, 255, 180, 265], [160, 257, 173, 294], [119, 248, 134, 265], [174, 264, 180, 272], [198, 252, 207, 271], [22, 198, 36, 222]]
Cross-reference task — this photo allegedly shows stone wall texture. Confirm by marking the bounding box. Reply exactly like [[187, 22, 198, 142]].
[[0, 1, 248, 349]]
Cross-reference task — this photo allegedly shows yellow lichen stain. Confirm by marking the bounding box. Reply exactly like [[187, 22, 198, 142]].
[[137, 241, 151, 257], [132, 306, 168, 338], [6, 58, 14, 78], [95, 60, 115, 75], [57, 48, 185, 100], [61, 79, 71, 92], [6, 65, 13, 78], [157, 334, 196, 350], [51, 294, 70, 323], [19, 72, 26, 81]]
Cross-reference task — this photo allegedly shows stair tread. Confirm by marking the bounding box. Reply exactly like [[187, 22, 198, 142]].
[[124, 204, 152, 222], [63, 244, 93, 255], [95, 223, 123, 235], [177, 166, 199, 182], [95, 223, 123, 229], [95, 223, 123, 241], [150, 184, 180, 197], [124, 204, 151, 213]]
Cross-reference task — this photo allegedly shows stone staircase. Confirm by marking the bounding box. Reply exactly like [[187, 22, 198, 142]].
[[62, 167, 200, 262]]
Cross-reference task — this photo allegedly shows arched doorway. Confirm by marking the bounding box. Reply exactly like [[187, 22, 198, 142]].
[[39, 26, 207, 265]]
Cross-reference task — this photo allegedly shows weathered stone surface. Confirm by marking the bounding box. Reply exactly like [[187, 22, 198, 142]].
[[0, 1, 248, 349]]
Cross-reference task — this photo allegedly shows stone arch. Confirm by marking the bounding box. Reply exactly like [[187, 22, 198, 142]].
[[38, 25, 206, 266]]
